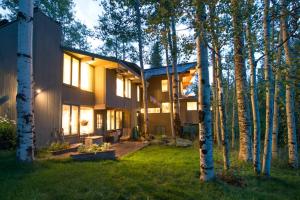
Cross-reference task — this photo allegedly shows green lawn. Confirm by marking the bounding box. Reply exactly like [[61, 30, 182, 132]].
[[0, 145, 299, 200]]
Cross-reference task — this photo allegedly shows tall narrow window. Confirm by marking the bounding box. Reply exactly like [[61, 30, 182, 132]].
[[63, 54, 71, 85], [107, 110, 116, 130], [72, 58, 79, 87], [161, 80, 168, 92], [81, 63, 93, 92], [137, 85, 140, 102], [116, 111, 122, 129], [96, 114, 103, 130], [125, 78, 131, 98], [71, 106, 79, 134], [62, 105, 70, 135], [107, 110, 111, 130], [116, 75, 124, 97], [80, 107, 94, 135]]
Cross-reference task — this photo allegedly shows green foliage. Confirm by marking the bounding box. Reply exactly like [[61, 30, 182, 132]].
[[48, 142, 70, 152], [0, 117, 16, 150], [149, 41, 163, 68], [78, 143, 112, 153], [0, 146, 300, 199]]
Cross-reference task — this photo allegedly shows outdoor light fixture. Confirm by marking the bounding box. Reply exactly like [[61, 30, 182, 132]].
[[36, 89, 42, 94]]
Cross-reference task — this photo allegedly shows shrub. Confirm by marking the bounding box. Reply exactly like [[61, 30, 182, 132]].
[[48, 142, 70, 151], [0, 117, 16, 150]]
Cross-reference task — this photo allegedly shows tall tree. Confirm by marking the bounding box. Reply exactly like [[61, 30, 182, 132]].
[[195, 1, 214, 181], [231, 0, 253, 162], [246, 0, 261, 174], [150, 41, 163, 68], [134, 0, 149, 138], [280, 0, 298, 169], [16, 0, 34, 162]]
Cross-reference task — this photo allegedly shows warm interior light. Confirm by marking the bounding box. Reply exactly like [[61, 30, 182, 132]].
[[80, 107, 94, 135], [81, 63, 93, 92], [36, 89, 42, 94]]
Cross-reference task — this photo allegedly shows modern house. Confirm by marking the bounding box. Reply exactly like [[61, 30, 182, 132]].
[[143, 63, 198, 136], [0, 9, 199, 148], [0, 10, 142, 148]]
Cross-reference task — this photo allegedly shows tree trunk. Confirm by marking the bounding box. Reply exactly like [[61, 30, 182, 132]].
[[164, 24, 175, 140], [195, 2, 214, 181], [262, 0, 274, 176], [16, 0, 34, 162], [272, 32, 282, 160], [246, 0, 261, 174], [231, 0, 253, 162], [134, 0, 149, 138], [215, 47, 230, 170], [231, 84, 236, 148], [170, 14, 182, 138], [280, 0, 298, 168]]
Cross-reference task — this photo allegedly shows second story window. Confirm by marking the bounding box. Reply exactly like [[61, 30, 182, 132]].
[[116, 75, 124, 97], [125, 78, 131, 98], [161, 80, 168, 92], [187, 102, 197, 111], [81, 63, 94, 92], [161, 102, 170, 113], [63, 54, 80, 87], [137, 86, 140, 102]]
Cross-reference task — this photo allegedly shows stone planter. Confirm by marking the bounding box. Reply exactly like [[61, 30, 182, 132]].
[[50, 144, 81, 156], [70, 150, 116, 161]]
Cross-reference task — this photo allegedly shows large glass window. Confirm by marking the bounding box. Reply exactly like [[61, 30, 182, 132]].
[[161, 102, 170, 113], [72, 58, 79, 87], [107, 110, 116, 130], [81, 63, 94, 92], [63, 54, 71, 85], [125, 78, 131, 98], [80, 107, 94, 135], [116, 75, 124, 97], [187, 102, 197, 111], [116, 111, 123, 129], [161, 80, 168, 92], [71, 106, 79, 134], [137, 86, 140, 102], [62, 105, 71, 135], [141, 108, 160, 114]]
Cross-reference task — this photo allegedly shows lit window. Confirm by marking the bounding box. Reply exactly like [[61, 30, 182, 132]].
[[63, 54, 71, 85], [137, 86, 140, 102], [96, 114, 103, 130], [71, 106, 79, 134], [187, 102, 197, 111], [116, 75, 124, 97], [81, 63, 94, 92], [141, 108, 160, 114], [107, 110, 115, 130], [161, 80, 168, 92], [80, 107, 94, 135], [116, 111, 122, 129], [125, 78, 131, 98], [62, 105, 70, 135], [162, 102, 170, 113], [72, 58, 79, 87]]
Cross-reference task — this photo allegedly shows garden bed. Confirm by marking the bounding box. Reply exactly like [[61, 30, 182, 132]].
[[70, 149, 116, 161], [50, 143, 81, 156]]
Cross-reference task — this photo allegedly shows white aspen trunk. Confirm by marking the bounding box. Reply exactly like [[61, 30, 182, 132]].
[[16, 0, 34, 162], [170, 15, 182, 137], [196, 2, 214, 181], [231, 85, 236, 148], [134, 0, 149, 138], [272, 32, 282, 160], [216, 48, 230, 170], [280, 0, 298, 168], [246, 0, 261, 174], [164, 29, 175, 140], [231, 0, 253, 162], [262, 0, 274, 176]]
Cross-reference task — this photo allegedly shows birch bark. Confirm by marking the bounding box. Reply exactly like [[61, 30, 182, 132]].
[[16, 0, 35, 162]]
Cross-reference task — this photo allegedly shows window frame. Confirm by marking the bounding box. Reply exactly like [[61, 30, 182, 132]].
[[187, 102, 198, 111], [62, 104, 80, 136], [161, 79, 168, 92]]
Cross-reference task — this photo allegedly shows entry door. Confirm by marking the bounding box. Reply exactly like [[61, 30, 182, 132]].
[[95, 112, 104, 134]]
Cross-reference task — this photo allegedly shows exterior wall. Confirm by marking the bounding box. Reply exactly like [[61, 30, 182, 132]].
[[145, 75, 198, 136], [62, 85, 95, 106], [0, 11, 63, 148]]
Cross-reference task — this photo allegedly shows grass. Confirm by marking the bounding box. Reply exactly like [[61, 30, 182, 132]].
[[0, 145, 299, 200]]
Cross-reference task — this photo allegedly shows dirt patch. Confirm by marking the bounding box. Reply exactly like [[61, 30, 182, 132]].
[[217, 172, 247, 188]]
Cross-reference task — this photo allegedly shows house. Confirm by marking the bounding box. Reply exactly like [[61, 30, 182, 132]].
[[0, 9, 142, 148], [143, 63, 198, 136]]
